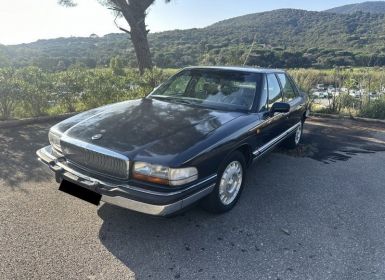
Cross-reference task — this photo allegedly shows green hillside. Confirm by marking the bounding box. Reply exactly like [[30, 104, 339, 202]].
[[325, 1, 385, 14], [2, 8, 385, 70]]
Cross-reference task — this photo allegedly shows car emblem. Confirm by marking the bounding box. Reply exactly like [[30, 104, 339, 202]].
[[91, 134, 103, 140]]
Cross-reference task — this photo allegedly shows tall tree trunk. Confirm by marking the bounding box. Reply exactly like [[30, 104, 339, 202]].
[[130, 20, 153, 74], [61, 0, 162, 74], [118, 1, 153, 74]]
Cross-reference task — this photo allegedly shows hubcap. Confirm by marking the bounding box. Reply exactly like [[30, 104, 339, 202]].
[[219, 161, 243, 205], [295, 123, 302, 145]]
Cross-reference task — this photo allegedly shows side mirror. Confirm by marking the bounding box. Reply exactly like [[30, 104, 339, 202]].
[[270, 102, 290, 114]]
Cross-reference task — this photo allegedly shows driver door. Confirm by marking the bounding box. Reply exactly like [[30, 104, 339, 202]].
[[256, 73, 288, 151]]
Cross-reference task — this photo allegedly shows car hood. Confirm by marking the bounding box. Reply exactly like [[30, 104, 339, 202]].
[[55, 98, 242, 161]]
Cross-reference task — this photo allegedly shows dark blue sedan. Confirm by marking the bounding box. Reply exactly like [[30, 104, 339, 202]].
[[37, 66, 308, 216]]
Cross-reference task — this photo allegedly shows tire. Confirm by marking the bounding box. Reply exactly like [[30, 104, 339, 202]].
[[201, 151, 246, 214], [283, 121, 303, 149]]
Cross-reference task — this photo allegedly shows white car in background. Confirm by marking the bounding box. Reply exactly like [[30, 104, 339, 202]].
[[313, 91, 328, 98], [349, 90, 362, 98], [368, 92, 379, 100], [327, 88, 340, 97]]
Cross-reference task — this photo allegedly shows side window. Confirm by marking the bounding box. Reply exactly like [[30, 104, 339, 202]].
[[277, 73, 297, 102], [267, 74, 283, 107], [288, 75, 300, 95], [259, 75, 268, 112]]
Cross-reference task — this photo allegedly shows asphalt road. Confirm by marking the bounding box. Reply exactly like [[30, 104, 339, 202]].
[[1, 117, 385, 280]]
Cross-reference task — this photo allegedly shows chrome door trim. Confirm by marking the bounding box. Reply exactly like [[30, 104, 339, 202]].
[[253, 122, 301, 158], [248, 113, 286, 132]]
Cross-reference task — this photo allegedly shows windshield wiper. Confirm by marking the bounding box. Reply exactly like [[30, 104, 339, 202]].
[[151, 95, 199, 106], [172, 98, 197, 105]]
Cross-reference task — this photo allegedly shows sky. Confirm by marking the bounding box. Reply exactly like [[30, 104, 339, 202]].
[[0, 0, 373, 45]]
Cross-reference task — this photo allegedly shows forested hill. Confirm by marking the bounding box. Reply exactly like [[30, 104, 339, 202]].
[[325, 1, 385, 14], [1, 8, 385, 70]]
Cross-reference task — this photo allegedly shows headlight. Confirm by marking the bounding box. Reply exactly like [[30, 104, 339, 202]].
[[48, 129, 62, 152], [133, 162, 198, 186]]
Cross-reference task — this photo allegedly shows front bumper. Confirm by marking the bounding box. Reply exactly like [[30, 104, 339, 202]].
[[37, 145, 216, 216]]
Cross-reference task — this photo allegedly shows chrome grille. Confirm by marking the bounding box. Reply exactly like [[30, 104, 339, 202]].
[[61, 140, 129, 180]]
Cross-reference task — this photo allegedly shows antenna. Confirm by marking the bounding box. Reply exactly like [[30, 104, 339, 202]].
[[243, 33, 258, 66]]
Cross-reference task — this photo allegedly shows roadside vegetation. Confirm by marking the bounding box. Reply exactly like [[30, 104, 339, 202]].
[[289, 67, 385, 119], [1, 63, 385, 121], [0, 61, 174, 120]]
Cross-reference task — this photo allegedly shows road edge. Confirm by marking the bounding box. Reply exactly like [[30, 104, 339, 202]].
[[311, 113, 385, 125], [0, 113, 76, 128]]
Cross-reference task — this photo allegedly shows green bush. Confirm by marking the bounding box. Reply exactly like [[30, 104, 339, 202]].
[[0, 68, 22, 120], [1, 65, 384, 121], [17, 67, 52, 117], [360, 97, 385, 119], [81, 69, 128, 109], [53, 67, 86, 112], [0, 66, 173, 120]]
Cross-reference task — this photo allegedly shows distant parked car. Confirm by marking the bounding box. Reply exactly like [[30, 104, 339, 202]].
[[37, 66, 309, 216], [327, 88, 340, 97], [349, 90, 361, 98], [369, 92, 379, 100], [313, 91, 328, 98]]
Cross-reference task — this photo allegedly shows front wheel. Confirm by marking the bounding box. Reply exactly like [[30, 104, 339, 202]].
[[201, 151, 246, 213]]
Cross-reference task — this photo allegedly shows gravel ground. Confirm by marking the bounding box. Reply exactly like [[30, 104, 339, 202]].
[[1, 117, 385, 280]]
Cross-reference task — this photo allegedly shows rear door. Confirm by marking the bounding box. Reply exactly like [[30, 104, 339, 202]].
[[276, 73, 303, 128]]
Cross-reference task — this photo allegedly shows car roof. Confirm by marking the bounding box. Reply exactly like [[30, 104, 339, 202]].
[[183, 66, 286, 74]]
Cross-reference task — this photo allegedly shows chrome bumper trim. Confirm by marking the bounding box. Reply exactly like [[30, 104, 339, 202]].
[[101, 184, 215, 216], [36, 145, 216, 216]]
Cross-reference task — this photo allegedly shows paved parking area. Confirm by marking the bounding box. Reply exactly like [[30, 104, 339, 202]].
[[1, 117, 385, 280]]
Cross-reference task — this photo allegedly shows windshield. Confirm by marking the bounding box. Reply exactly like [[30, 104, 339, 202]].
[[149, 69, 262, 111]]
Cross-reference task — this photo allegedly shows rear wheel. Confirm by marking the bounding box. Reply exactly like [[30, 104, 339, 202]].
[[201, 151, 246, 213], [283, 121, 303, 149]]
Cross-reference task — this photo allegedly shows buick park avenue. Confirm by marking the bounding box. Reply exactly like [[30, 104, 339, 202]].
[[37, 66, 308, 216]]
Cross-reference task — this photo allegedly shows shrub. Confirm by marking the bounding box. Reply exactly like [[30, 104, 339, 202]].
[[0, 68, 22, 120], [17, 67, 52, 117], [81, 69, 127, 109], [359, 97, 385, 120], [53, 67, 86, 112]]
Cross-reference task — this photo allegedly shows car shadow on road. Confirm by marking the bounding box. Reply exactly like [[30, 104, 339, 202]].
[[278, 117, 385, 164], [96, 154, 334, 280], [0, 123, 54, 189]]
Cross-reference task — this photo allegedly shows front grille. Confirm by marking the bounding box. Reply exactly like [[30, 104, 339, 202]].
[[61, 140, 129, 180]]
